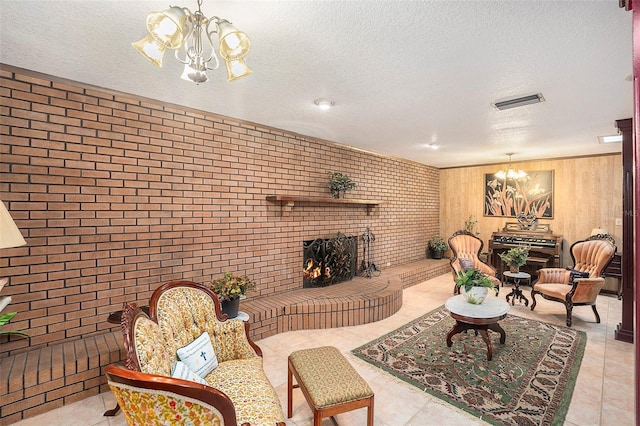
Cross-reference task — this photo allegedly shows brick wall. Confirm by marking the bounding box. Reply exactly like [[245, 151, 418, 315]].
[[0, 65, 440, 357]]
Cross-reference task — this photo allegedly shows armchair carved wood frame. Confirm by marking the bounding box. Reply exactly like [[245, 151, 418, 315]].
[[530, 235, 616, 327], [448, 230, 501, 294], [106, 281, 286, 426]]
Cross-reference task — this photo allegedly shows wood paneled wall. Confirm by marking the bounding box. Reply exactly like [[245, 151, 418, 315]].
[[440, 154, 623, 269]]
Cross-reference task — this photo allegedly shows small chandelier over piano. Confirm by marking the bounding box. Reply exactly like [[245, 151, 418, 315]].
[[132, 0, 252, 84], [495, 153, 527, 180]]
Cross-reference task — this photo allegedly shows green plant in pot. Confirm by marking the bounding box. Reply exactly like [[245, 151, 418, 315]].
[[328, 171, 356, 198], [0, 278, 29, 339], [499, 246, 529, 273], [428, 236, 448, 259], [209, 272, 256, 318], [455, 268, 498, 304]]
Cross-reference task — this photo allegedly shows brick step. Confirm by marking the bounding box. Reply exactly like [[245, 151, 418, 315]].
[[243, 259, 450, 340]]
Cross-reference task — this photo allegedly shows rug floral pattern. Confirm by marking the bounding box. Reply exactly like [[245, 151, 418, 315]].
[[352, 307, 586, 426]]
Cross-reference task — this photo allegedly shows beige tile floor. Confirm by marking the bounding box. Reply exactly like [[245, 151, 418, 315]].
[[11, 274, 634, 426]]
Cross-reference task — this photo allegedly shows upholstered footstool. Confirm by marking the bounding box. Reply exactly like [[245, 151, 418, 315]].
[[287, 346, 374, 426]]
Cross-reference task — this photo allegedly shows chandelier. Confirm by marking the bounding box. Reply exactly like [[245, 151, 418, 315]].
[[495, 153, 527, 180], [132, 0, 252, 84]]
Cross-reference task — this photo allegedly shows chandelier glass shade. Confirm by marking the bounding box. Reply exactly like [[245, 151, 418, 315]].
[[495, 153, 527, 180], [132, 0, 252, 84]]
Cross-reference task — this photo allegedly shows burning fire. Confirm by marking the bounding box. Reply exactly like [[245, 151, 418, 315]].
[[303, 259, 330, 280]]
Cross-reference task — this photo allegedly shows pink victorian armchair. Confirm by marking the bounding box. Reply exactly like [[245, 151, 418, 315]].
[[448, 230, 501, 294], [530, 236, 616, 327]]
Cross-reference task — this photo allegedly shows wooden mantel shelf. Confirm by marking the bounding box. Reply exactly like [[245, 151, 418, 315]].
[[266, 195, 382, 216]]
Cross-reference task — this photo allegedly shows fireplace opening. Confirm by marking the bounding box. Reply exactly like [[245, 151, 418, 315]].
[[303, 232, 358, 288]]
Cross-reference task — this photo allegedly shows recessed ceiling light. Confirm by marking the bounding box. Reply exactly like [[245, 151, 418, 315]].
[[492, 93, 545, 110], [598, 134, 622, 144], [426, 143, 440, 150], [314, 98, 335, 110]]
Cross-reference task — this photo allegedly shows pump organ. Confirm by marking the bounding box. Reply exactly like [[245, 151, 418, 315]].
[[488, 223, 563, 280]]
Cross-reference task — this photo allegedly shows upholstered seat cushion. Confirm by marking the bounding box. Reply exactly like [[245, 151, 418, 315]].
[[206, 357, 285, 425], [534, 278, 605, 304], [289, 346, 373, 409], [532, 283, 571, 300]]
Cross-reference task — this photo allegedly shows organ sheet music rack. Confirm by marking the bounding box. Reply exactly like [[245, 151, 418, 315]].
[[488, 223, 563, 280]]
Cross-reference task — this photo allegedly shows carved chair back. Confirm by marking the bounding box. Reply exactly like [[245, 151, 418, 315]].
[[569, 238, 616, 278]]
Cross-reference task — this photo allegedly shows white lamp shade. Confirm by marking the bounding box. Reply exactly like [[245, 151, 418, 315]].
[[0, 200, 26, 249], [217, 20, 250, 60], [591, 228, 608, 236], [146, 7, 188, 49], [224, 58, 253, 81], [132, 34, 167, 68]]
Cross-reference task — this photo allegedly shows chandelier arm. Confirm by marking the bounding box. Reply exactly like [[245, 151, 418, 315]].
[[174, 26, 196, 64], [174, 46, 192, 65], [203, 17, 221, 70]]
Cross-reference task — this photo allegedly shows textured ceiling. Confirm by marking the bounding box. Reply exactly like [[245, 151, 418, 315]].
[[0, 1, 633, 168]]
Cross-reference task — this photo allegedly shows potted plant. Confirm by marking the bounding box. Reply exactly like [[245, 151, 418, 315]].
[[208, 272, 256, 318], [0, 278, 29, 339], [328, 172, 356, 198], [428, 236, 448, 259], [455, 268, 498, 304], [499, 247, 529, 273]]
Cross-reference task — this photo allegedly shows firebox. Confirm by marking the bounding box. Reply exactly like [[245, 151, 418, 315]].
[[303, 233, 358, 288]]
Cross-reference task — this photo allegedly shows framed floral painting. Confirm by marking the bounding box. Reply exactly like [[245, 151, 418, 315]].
[[484, 170, 553, 218]]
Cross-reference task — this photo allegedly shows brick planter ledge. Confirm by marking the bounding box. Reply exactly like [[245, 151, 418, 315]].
[[0, 259, 450, 424]]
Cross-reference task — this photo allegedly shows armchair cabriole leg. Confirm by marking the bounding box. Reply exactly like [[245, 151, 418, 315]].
[[592, 305, 601, 323], [530, 292, 537, 310], [565, 302, 573, 327]]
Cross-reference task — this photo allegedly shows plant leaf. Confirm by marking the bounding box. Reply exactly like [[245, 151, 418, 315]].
[[0, 312, 17, 327], [0, 330, 29, 338]]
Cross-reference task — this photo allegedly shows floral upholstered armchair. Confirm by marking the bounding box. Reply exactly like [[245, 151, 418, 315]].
[[448, 230, 501, 294], [531, 236, 616, 327], [106, 280, 285, 426]]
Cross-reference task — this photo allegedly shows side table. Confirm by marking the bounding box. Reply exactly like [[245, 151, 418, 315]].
[[503, 271, 531, 306], [445, 295, 510, 361], [235, 311, 250, 321]]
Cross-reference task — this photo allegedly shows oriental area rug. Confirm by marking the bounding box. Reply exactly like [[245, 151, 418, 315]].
[[352, 306, 586, 426]]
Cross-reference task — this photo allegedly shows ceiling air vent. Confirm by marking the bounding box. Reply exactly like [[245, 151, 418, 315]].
[[493, 93, 545, 110]]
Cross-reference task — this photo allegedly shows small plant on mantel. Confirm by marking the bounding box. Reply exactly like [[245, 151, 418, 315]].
[[328, 172, 356, 198]]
